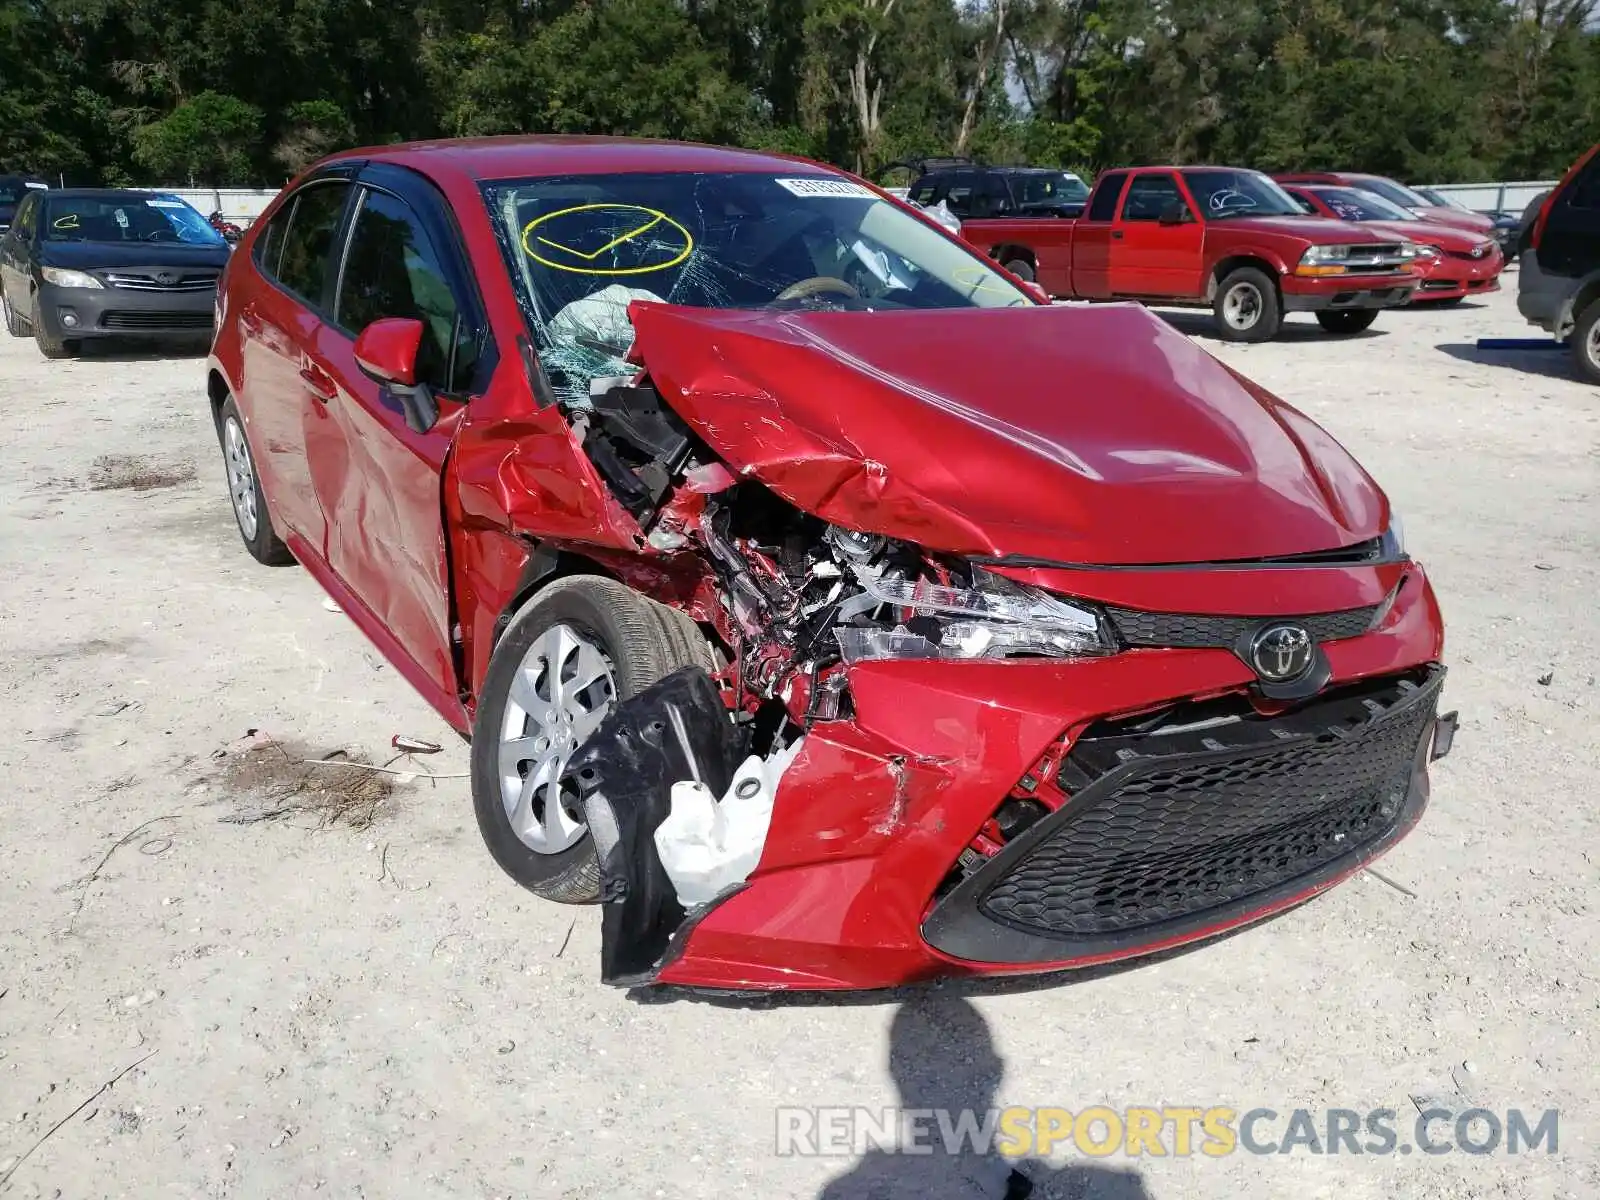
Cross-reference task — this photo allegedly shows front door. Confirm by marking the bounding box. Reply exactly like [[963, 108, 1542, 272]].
[[236, 179, 352, 555], [1110, 171, 1205, 297], [301, 174, 488, 706]]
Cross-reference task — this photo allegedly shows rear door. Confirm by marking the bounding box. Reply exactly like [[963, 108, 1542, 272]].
[[236, 176, 355, 557], [1071, 170, 1126, 298], [1110, 171, 1204, 297], [1541, 148, 1600, 280], [301, 165, 494, 704]]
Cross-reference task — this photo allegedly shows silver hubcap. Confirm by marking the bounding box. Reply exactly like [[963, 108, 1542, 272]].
[[1586, 320, 1600, 368], [499, 623, 617, 854], [224, 416, 259, 541], [1223, 283, 1262, 329]]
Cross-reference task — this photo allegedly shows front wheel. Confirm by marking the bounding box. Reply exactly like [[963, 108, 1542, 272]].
[[1315, 309, 1379, 335], [470, 576, 718, 904], [1572, 298, 1600, 385], [35, 328, 77, 359], [1213, 267, 1281, 342]]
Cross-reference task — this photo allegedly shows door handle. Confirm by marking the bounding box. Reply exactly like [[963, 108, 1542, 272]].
[[1111, 230, 1124, 239], [299, 363, 337, 403]]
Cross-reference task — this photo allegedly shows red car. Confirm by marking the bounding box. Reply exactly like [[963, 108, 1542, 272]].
[[1284, 185, 1504, 305], [1274, 172, 1496, 238], [959, 165, 1420, 341], [207, 137, 1454, 992]]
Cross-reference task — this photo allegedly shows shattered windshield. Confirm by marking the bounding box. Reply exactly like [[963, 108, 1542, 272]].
[[483, 171, 1031, 405]]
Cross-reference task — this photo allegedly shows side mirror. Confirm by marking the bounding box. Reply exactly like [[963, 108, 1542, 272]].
[[354, 317, 438, 433], [1158, 201, 1192, 226]]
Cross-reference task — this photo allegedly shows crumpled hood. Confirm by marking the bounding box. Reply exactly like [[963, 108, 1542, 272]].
[[628, 301, 1388, 565]]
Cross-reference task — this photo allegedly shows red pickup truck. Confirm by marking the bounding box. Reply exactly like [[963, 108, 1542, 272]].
[[958, 165, 1421, 341]]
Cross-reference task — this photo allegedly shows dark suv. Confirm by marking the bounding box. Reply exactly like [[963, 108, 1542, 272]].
[[1518, 141, 1600, 383], [909, 163, 1090, 220]]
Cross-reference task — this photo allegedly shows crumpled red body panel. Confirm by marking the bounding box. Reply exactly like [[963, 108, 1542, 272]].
[[629, 301, 1390, 565]]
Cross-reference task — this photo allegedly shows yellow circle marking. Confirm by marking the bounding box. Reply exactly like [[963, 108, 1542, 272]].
[[521, 203, 694, 276], [952, 265, 1012, 295]]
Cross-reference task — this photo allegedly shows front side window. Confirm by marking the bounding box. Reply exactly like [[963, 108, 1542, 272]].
[[1181, 170, 1304, 219], [40, 194, 226, 245], [1015, 172, 1091, 208], [483, 171, 1031, 404], [275, 182, 349, 306], [336, 188, 473, 392], [1121, 173, 1185, 221]]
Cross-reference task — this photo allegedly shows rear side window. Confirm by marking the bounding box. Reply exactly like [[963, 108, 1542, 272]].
[[275, 182, 349, 306], [336, 188, 475, 393], [909, 177, 940, 205], [1087, 173, 1126, 221]]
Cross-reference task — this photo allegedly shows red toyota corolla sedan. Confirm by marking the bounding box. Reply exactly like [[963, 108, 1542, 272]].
[[1285, 184, 1504, 305], [207, 137, 1454, 991]]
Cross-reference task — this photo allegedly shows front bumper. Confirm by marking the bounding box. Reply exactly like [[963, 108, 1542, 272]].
[[1281, 275, 1417, 312], [922, 666, 1445, 964], [35, 281, 215, 341], [610, 559, 1448, 992]]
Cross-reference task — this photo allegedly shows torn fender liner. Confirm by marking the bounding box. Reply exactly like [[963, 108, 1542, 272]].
[[568, 667, 746, 986]]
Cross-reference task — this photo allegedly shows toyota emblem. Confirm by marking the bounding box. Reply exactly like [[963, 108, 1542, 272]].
[[155, 271, 178, 286], [1248, 623, 1315, 683]]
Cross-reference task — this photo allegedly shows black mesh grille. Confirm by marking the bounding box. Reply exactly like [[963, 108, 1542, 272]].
[[1105, 604, 1379, 650], [100, 310, 213, 330], [978, 679, 1437, 939]]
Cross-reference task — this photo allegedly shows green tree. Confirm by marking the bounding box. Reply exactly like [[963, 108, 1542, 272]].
[[132, 91, 264, 184]]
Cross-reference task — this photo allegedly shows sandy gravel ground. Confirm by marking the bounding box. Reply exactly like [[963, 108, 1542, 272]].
[[0, 283, 1595, 1200]]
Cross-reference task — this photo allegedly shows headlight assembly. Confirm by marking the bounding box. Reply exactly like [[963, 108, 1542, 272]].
[[41, 266, 103, 289], [835, 567, 1116, 663]]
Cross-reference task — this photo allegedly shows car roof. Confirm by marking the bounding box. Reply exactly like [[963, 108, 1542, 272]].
[[37, 188, 175, 201], [326, 135, 838, 182]]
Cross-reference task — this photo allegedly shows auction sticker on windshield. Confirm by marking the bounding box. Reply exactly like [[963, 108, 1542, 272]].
[[775, 178, 876, 200]]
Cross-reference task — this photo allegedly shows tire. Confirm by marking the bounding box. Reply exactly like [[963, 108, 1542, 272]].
[[2, 288, 26, 337], [1212, 267, 1281, 342], [216, 396, 294, 565], [1572, 298, 1600, 386], [1315, 308, 1379, 335], [471, 575, 718, 904], [1003, 257, 1036, 283], [35, 328, 78, 359]]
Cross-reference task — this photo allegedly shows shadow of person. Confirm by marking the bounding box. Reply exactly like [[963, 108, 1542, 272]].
[[816, 997, 1154, 1199]]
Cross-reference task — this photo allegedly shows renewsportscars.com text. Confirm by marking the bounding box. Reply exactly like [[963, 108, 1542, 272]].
[[775, 1105, 1559, 1159]]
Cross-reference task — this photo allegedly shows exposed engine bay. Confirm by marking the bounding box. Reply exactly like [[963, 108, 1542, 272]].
[[570, 372, 1117, 725]]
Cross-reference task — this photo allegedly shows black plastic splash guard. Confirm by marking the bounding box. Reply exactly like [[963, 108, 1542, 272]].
[[568, 667, 745, 986]]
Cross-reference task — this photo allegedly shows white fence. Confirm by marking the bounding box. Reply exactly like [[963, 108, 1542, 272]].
[[133, 186, 281, 226], [1419, 180, 1557, 214]]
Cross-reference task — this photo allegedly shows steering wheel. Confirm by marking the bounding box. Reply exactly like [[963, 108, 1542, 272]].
[[769, 276, 860, 307]]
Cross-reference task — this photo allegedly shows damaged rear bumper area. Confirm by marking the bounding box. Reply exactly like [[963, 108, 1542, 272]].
[[564, 619, 1453, 993]]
